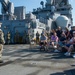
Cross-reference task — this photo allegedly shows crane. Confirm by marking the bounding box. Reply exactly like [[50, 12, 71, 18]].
[[0, 0, 14, 14]]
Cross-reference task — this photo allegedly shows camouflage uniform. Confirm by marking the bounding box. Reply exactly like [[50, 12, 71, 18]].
[[22, 31, 26, 44], [14, 31, 19, 44], [0, 29, 5, 62], [7, 32, 11, 44], [26, 32, 30, 44]]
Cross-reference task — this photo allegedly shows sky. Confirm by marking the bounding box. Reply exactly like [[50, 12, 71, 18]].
[[0, 0, 75, 25]]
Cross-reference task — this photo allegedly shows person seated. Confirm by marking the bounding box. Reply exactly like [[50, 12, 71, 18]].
[[40, 33, 47, 46], [50, 32, 59, 52], [64, 31, 75, 56], [59, 32, 67, 47], [64, 43, 75, 57]]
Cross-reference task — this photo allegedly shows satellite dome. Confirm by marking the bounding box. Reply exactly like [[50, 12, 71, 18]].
[[56, 15, 69, 20], [56, 15, 69, 28]]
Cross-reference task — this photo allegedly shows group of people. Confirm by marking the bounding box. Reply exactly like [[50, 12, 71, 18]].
[[14, 30, 30, 44], [36, 26, 75, 58], [0, 26, 75, 63], [15, 30, 30, 44], [50, 26, 75, 58], [4, 30, 30, 44]]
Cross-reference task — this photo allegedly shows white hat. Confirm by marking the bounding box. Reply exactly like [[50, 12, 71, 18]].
[[73, 31, 75, 33]]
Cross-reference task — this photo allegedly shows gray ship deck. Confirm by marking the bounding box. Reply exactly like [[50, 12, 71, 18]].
[[0, 45, 75, 75]]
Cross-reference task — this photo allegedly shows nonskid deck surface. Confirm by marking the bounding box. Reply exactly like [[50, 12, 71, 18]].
[[0, 45, 75, 75]]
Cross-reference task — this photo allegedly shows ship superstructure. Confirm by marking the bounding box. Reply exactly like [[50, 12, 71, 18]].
[[0, 0, 73, 44], [33, 0, 72, 29]]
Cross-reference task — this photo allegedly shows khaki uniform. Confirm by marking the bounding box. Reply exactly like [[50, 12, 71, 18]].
[[36, 32, 40, 44], [0, 30, 5, 61]]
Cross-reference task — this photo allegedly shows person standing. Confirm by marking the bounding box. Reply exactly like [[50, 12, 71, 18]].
[[7, 31, 11, 44], [36, 31, 40, 44], [0, 29, 5, 63], [14, 30, 20, 44], [22, 31, 26, 44]]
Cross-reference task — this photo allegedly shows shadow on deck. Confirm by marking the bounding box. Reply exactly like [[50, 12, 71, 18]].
[[50, 68, 75, 75]]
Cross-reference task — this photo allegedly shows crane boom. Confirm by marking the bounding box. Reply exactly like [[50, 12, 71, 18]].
[[0, 0, 14, 14]]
